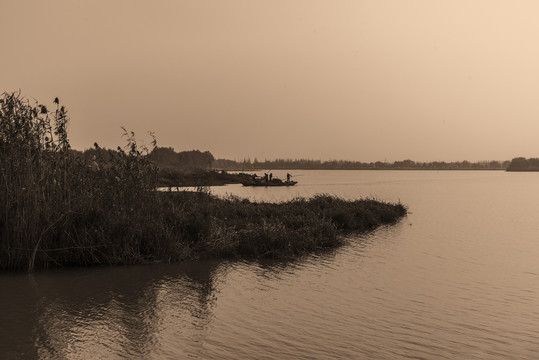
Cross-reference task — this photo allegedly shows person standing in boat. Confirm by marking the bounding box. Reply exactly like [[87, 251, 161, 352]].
[[264, 173, 268, 183], [269, 173, 273, 181], [286, 173, 291, 182]]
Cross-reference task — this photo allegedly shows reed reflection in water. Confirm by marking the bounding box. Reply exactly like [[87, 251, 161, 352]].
[[1, 251, 353, 359], [0, 260, 228, 359]]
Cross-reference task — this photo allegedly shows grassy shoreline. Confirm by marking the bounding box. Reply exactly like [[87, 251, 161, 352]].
[[0, 92, 406, 272], [2, 189, 407, 272], [157, 168, 251, 187]]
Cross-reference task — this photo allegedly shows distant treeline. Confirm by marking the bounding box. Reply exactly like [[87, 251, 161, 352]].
[[72, 146, 521, 173], [147, 147, 214, 170], [506, 157, 539, 171], [72, 146, 528, 173], [70, 146, 215, 171], [213, 158, 510, 171]]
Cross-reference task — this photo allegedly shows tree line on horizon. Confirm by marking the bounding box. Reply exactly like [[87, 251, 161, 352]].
[[505, 157, 539, 171], [213, 158, 511, 171], [70, 146, 215, 172], [71, 146, 539, 173]]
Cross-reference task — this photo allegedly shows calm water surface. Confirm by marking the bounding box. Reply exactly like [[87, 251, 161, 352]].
[[2, 170, 539, 359]]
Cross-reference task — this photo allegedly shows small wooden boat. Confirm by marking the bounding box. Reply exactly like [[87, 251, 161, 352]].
[[241, 178, 297, 187]]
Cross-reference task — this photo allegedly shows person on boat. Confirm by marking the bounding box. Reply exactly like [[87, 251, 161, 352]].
[[269, 173, 273, 181], [251, 173, 257, 182], [264, 173, 268, 182], [286, 173, 291, 182]]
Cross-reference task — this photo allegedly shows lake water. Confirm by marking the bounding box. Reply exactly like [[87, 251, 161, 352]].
[[2, 170, 539, 359]]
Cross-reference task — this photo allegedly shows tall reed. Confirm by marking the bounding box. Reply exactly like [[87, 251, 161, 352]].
[[1, 92, 407, 272], [0, 92, 158, 271]]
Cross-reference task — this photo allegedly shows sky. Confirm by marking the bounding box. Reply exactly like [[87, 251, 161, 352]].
[[2, 0, 539, 162]]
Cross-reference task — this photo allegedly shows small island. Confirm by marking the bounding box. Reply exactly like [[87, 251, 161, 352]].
[[0, 93, 407, 272]]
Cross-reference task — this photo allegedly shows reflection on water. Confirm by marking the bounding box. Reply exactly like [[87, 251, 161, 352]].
[[4, 171, 539, 359], [0, 261, 224, 359], [0, 255, 344, 359]]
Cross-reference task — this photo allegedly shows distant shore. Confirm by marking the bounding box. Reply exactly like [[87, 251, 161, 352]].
[[213, 158, 509, 171], [157, 168, 508, 188], [215, 167, 507, 172], [506, 169, 539, 172]]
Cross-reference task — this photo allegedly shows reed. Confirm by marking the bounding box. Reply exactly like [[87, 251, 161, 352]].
[[0, 92, 407, 272], [0, 92, 158, 271]]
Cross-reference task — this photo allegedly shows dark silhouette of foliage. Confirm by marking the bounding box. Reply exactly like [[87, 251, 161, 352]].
[[213, 158, 508, 171], [506, 157, 539, 171], [0, 92, 406, 272], [149, 147, 214, 170]]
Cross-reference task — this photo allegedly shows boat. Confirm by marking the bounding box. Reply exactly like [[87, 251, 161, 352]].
[[241, 175, 297, 187]]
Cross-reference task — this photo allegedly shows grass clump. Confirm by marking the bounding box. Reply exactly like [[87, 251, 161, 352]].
[[142, 191, 406, 260], [0, 92, 407, 272]]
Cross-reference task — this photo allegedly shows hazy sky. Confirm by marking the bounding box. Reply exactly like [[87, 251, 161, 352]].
[[3, 0, 539, 162]]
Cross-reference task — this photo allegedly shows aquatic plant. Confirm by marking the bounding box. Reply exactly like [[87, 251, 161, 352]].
[[0, 92, 158, 271], [0, 92, 407, 272]]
